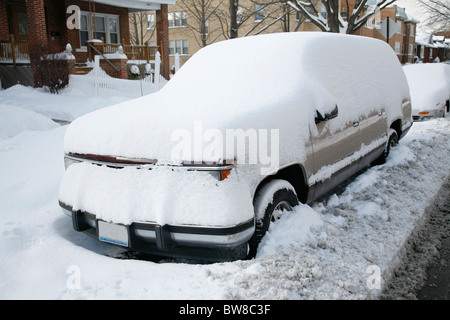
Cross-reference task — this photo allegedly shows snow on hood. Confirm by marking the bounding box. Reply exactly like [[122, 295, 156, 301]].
[[64, 32, 409, 165], [403, 63, 450, 111]]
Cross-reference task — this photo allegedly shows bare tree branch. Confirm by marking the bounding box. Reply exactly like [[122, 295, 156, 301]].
[[288, 0, 397, 34], [418, 0, 450, 32]]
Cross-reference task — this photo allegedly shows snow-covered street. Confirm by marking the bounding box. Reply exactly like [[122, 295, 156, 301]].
[[0, 84, 449, 300]]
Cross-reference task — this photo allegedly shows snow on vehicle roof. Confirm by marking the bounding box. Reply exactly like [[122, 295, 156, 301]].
[[403, 63, 450, 111], [64, 32, 409, 164]]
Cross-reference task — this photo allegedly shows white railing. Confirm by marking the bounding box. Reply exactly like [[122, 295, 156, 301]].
[[69, 52, 168, 99], [0, 39, 30, 65]]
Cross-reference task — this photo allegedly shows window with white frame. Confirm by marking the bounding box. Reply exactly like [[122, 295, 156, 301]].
[[409, 44, 413, 55], [169, 40, 188, 55], [255, 4, 264, 22], [79, 12, 120, 46], [410, 24, 415, 37], [169, 11, 187, 27], [365, 15, 373, 28]]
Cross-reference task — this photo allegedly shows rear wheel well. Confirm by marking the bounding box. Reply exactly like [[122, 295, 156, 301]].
[[253, 164, 308, 205], [390, 119, 402, 138]]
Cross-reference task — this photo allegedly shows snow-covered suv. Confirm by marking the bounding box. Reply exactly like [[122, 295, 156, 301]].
[[59, 32, 412, 261]]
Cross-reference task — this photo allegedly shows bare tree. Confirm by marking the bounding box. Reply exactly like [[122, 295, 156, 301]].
[[217, 0, 296, 38], [179, 0, 225, 47], [418, 0, 450, 32], [288, 0, 396, 34], [130, 12, 156, 45]]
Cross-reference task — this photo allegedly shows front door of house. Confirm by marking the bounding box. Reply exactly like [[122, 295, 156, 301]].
[[9, 5, 29, 42]]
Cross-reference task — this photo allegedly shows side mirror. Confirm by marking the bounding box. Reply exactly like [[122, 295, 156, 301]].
[[315, 105, 338, 124]]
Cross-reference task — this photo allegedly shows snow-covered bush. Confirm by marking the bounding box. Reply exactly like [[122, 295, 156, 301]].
[[129, 64, 141, 79]]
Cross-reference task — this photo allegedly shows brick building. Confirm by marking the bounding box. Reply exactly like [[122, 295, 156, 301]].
[[360, 4, 418, 64], [0, 0, 175, 86]]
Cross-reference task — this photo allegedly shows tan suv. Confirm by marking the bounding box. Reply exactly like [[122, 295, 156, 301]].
[[59, 33, 412, 261]]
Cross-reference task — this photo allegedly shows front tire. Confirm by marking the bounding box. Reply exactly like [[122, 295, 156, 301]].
[[373, 128, 398, 165], [247, 180, 299, 259]]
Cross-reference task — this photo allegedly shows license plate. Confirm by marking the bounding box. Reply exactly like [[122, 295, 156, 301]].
[[98, 220, 129, 247]]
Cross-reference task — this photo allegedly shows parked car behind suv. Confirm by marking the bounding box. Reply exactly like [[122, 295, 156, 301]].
[[403, 63, 450, 121], [59, 32, 412, 262]]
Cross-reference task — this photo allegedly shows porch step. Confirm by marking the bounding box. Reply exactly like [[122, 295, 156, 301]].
[[72, 63, 93, 75]]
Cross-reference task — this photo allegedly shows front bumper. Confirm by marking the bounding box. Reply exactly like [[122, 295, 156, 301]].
[[60, 202, 254, 262]]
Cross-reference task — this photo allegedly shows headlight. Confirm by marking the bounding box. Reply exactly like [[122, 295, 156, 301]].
[[64, 155, 82, 170]]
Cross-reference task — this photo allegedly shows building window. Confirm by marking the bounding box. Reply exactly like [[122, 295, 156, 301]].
[[108, 17, 119, 44], [394, 41, 400, 54], [79, 12, 120, 46], [365, 15, 373, 28], [409, 44, 413, 55], [297, 5, 315, 21], [396, 20, 402, 34], [255, 4, 264, 22], [17, 12, 28, 35], [410, 24, 415, 37], [147, 14, 155, 29], [320, 4, 327, 20], [237, 6, 242, 24], [169, 11, 187, 28], [169, 39, 188, 55]]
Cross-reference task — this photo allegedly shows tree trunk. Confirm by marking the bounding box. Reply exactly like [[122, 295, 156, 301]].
[[229, 0, 238, 38]]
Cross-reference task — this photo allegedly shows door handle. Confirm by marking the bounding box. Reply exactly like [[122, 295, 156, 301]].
[[353, 121, 359, 127]]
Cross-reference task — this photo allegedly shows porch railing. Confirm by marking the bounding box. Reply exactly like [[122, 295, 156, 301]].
[[103, 42, 159, 63], [0, 35, 30, 66], [1, 35, 158, 66]]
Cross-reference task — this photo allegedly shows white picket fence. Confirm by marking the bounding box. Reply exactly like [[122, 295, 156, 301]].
[[69, 52, 170, 99]]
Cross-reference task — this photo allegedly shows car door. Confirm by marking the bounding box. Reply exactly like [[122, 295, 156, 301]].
[[357, 108, 388, 170], [309, 116, 361, 200]]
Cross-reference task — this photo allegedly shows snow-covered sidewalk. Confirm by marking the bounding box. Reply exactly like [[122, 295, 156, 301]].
[[0, 85, 449, 300]]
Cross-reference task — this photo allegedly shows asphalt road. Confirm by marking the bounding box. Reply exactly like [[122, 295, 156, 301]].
[[382, 177, 450, 300], [417, 235, 450, 299]]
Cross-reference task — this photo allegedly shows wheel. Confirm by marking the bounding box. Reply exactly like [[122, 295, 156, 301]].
[[247, 179, 299, 259], [373, 128, 398, 166]]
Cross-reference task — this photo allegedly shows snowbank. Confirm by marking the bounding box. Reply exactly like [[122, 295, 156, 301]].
[[0, 84, 129, 122], [0, 104, 59, 139], [403, 63, 450, 111]]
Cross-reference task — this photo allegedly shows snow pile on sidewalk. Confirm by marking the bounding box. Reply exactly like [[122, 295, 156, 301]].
[[0, 104, 59, 138], [0, 84, 129, 122]]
